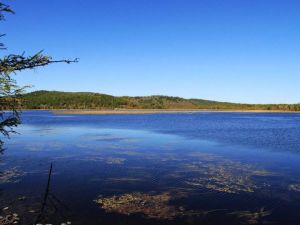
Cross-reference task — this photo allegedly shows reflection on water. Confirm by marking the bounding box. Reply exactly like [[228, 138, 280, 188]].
[[1, 111, 300, 224], [80, 156, 126, 165]]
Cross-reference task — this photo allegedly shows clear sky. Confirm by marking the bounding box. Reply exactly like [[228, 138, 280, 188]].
[[1, 0, 300, 103]]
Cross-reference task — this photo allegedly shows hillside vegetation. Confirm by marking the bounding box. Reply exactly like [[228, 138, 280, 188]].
[[17, 91, 300, 111]]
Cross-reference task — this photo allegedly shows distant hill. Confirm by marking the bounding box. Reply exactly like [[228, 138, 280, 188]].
[[19, 90, 300, 111]]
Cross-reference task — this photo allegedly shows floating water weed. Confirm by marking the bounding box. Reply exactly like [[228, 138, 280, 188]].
[[0, 168, 26, 184], [95, 192, 180, 219], [228, 208, 272, 224], [184, 159, 273, 193]]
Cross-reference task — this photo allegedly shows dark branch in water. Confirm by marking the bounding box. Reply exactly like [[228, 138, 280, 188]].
[[34, 163, 70, 224], [35, 163, 53, 224]]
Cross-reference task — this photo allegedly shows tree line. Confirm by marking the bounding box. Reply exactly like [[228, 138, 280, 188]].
[[14, 90, 300, 111]]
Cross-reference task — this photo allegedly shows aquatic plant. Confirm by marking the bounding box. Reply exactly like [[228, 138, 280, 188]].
[[183, 158, 272, 194], [95, 192, 176, 219], [0, 212, 19, 225], [95, 192, 185, 220], [228, 208, 272, 224], [95, 191, 248, 221], [0, 168, 26, 184], [288, 184, 300, 192]]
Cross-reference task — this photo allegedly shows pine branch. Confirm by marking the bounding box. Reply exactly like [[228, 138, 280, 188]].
[[0, 52, 78, 73], [0, 2, 14, 20], [0, 2, 78, 150]]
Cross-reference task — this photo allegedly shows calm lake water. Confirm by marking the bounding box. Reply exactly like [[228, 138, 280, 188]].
[[1, 111, 300, 225]]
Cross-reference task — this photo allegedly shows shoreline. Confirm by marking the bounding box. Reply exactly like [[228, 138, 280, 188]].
[[52, 109, 300, 115]]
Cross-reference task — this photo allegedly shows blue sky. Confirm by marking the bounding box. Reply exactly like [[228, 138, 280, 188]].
[[1, 0, 300, 103]]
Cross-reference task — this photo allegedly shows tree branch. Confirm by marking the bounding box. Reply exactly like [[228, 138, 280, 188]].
[[12, 59, 79, 72], [0, 52, 78, 73]]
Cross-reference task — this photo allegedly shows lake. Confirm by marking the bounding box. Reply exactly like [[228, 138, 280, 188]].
[[1, 111, 300, 225]]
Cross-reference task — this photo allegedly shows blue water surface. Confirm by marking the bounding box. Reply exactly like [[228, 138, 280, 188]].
[[1, 111, 300, 225]]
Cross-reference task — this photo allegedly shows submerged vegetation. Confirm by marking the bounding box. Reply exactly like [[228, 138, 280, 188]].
[[0, 212, 20, 225], [18, 90, 300, 111], [183, 159, 273, 194], [95, 192, 181, 220], [95, 192, 223, 220], [0, 168, 26, 184], [227, 208, 272, 225], [288, 184, 300, 192], [95, 192, 273, 224]]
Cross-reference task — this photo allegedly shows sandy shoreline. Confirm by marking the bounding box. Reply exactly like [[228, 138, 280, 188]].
[[52, 109, 300, 115]]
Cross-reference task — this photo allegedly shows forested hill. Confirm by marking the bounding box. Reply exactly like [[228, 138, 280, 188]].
[[19, 90, 300, 111]]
